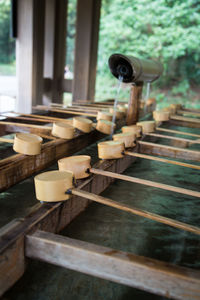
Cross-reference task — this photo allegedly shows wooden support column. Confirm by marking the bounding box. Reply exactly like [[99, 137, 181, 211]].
[[16, 0, 45, 113], [72, 0, 101, 103], [43, 0, 68, 105], [126, 83, 143, 125]]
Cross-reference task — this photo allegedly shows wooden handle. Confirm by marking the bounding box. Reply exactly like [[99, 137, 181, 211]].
[[71, 188, 200, 235], [0, 121, 52, 130], [90, 168, 200, 198], [125, 151, 200, 170], [15, 112, 73, 124], [156, 127, 200, 138], [0, 137, 14, 143], [146, 132, 198, 144], [33, 106, 97, 117], [177, 109, 200, 118], [170, 115, 200, 124]]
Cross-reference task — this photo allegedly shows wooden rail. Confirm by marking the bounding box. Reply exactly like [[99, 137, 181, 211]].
[[26, 230, 200, 300]]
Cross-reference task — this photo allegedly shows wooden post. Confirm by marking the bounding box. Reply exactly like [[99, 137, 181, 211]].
[[43, 0, 68, 105], [72, 0, 101, 103], [126, 83, 143, 125], [16, 0, 45, 113]]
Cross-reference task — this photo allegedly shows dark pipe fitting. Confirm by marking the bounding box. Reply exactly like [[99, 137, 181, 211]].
[[108, 53, 163, 84], [65, 189, 72, 195]]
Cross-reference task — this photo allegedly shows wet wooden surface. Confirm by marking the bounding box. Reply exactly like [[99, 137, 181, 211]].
[[1, 123, 200, 299]]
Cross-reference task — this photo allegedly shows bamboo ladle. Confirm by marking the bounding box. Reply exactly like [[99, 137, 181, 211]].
[[0, 132, 43, 155], [58, 154, 200, 199], [34, 170, 200, 235], [110, 127, 200, 170], [136, 120, 200, 146]]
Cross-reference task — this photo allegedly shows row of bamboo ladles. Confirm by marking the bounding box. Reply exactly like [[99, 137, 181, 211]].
[[1, 102, 184, 156], [32, 103, 200, 236], [1, 102, 200, 234]]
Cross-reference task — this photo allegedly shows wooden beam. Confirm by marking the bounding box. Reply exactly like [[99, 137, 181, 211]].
[[43, 0, 68, 104], [72, 0, 101, 102], [26, 230, 200, 300], [0, 153, 135, 296], [138, 141, 200, 161], [62, 79, 73, 93], [169, 116, 200, 129], [126, 83, 143, 125], [16, 0, 45, 113]]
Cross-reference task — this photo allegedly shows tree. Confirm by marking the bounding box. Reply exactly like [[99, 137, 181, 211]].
[[0, 0, 15, 64]]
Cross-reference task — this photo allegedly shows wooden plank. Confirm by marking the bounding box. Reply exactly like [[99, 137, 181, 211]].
[[138, 141, 200, 161], [26, 230, 200, 300], [0, 221, 25, 297], [0, 153, 135, 296], [16, 0, 45, 113], [72, 0, 101, 102]]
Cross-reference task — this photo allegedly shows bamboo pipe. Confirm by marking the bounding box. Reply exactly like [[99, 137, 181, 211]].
[[34, 170, 200, 235], [71, 188, 200, 235], [90, 168, 200, 198], [125, 151, 200, 170], [156, 127, 200, 138]]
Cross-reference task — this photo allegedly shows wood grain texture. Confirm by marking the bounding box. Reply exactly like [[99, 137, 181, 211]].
[[26, 230, 200, 300], [126, 83, 143, 125], [16, 0, 45, 112], [73, 0, 101, 102], [156, 127, 200, 138], [138, 141, 200, 161], [90, 168, 200, 198], [72, 188, 200, 235], [0, 153, 136, 296], [0, 128, 111, 192], [125, 151, 200, 170]]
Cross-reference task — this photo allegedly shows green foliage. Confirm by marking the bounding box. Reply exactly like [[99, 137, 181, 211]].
[[0, 0, 15, 64], [96, 0, 200, 101]]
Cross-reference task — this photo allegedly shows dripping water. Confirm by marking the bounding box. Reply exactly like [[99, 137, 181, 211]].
[[145, 81, 151, 102], [110, 75, 123, 136]]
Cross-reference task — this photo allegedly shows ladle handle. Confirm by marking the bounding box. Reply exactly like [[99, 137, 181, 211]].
[[0, 137, 14, 143], [125, 151, 200, 170], [156, 127, 200, 138], [90, 168, 200, 198], [71, 188, 200, 235], [33, 106, 97, 117]]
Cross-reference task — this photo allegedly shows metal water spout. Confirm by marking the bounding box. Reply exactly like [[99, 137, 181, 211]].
[[108, 54, 163, 124]]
